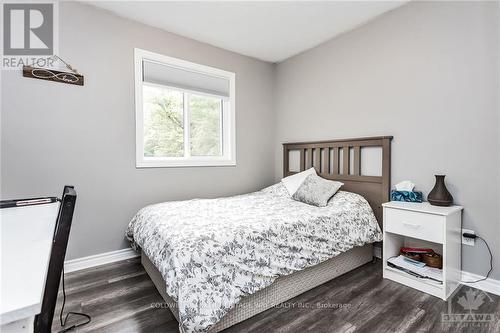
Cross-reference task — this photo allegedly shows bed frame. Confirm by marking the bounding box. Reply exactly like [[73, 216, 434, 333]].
[[142, 136, 392, 332]]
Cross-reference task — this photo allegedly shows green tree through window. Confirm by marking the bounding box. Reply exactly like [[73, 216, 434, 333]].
[[190, 94, 221, 156], [143, 85, 222, 158], [143, 85, 184, 157]]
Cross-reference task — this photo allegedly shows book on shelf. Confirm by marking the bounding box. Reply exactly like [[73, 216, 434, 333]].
[[387, 255, 443, 284]]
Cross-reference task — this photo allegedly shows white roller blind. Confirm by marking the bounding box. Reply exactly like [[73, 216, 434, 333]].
[[143, 60, 230, 98]]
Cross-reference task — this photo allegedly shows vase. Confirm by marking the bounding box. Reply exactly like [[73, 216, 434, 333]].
[[427, 175, 453, 206]]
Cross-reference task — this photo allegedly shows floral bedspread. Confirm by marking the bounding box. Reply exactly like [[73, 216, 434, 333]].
[[126, 183, 382, 332]]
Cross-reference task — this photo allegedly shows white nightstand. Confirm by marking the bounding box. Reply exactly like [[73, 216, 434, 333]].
[[382, 201, 463, 300]]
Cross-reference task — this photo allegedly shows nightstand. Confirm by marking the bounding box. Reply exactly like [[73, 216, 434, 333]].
[[382, 201, 463, 300]]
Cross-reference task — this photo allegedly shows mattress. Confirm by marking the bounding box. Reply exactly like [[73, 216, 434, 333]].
[[142, 245, 373, 333], [127, 182, 382, 332]]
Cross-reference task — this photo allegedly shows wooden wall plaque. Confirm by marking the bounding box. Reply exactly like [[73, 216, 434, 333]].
[[23, 65, 84, 86]]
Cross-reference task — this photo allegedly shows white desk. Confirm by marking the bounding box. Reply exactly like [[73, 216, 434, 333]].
[[1, 202, 59, 332]]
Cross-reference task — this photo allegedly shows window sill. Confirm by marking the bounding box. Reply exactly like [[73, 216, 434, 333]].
[[136, 158, 236, 168]]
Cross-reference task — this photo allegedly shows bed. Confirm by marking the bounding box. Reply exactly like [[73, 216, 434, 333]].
[[127, 136, 392, 333]]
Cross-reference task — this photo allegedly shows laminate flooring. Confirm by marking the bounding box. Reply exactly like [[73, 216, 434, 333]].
[[52, 258, 500, 333]]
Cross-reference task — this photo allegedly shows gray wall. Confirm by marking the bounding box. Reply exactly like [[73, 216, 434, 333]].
[[1, 1, 498, 281], [274, 1, 500, 279], [0, 2, 276, 260]]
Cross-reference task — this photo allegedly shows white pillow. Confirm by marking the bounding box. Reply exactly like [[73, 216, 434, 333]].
[[281, 167, 317, 196]]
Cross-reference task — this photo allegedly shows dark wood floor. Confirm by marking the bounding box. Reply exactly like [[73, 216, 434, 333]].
[[53, 258, 500, 333]]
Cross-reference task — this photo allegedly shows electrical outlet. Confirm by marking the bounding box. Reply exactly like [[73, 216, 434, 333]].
[[462, 228, 475, 246]]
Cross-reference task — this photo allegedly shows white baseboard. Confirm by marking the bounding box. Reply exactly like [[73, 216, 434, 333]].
[[461, 271, 500, 296], [64, 248, 139, 273]]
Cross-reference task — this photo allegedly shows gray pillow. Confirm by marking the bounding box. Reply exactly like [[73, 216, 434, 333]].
[[292, 174, 343, 207]]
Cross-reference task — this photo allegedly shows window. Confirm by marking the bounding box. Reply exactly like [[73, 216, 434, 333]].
[[134, 48, 235, 167]]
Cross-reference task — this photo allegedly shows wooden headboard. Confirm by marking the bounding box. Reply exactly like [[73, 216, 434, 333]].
[[283, 136, 393, 226]]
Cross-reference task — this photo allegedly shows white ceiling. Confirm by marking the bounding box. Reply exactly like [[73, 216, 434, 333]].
[[87, 1, 408, 63]]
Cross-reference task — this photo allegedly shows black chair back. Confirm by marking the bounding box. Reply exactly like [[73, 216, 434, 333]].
[[34, 186, 77, 333]]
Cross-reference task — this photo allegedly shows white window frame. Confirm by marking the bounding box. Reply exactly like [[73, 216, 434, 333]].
[[134, 48, 236, 168]]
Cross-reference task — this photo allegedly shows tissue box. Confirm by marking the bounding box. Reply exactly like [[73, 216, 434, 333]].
[[391, 190, 423, 203]]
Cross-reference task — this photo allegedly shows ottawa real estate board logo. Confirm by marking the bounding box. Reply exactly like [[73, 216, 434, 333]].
[[2, 2, 58, 69], [442, 287, 495, 328]]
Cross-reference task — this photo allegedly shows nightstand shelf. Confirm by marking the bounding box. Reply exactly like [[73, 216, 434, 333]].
[[382, 201, 463, 300]]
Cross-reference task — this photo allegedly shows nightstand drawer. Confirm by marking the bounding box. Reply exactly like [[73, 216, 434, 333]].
[[385, 208, 444, 243]]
